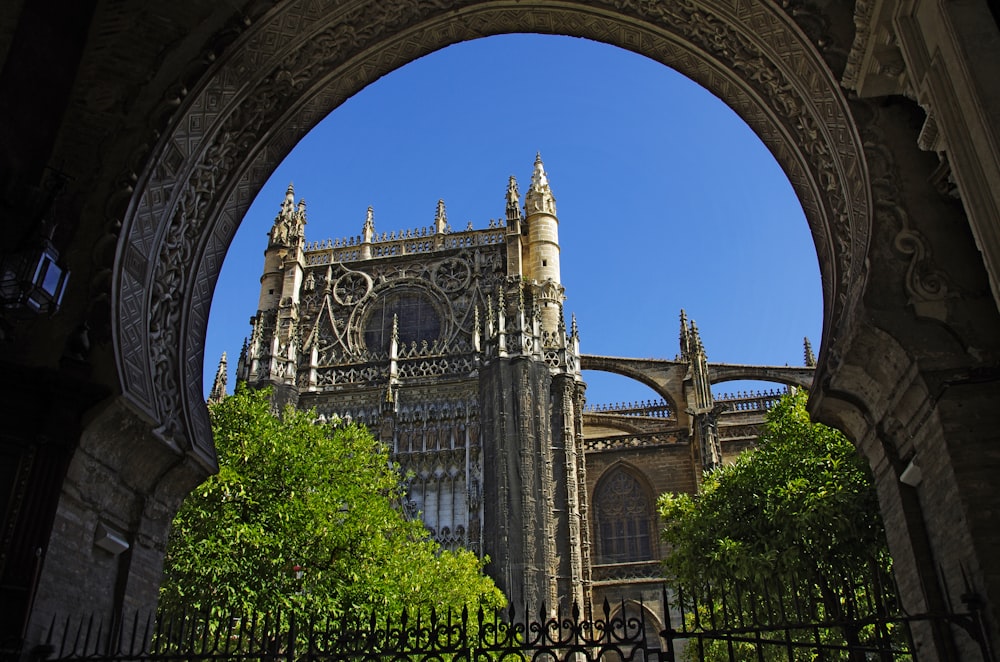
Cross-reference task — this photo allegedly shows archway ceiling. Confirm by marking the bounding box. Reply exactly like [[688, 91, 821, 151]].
[[114, 0, 870, 458]]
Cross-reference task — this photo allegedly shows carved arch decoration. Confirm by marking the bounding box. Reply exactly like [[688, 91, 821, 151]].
[[113, 0, 870, 460]]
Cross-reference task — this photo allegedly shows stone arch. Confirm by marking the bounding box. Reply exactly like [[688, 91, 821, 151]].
[[707, 366, 814, 390], [113, 0, 869, 466], [581, 361, 682, 416], [4, 1, 996, 655]]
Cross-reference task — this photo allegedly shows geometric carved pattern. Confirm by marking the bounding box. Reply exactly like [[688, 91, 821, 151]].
[[113, 0, 870, 460]]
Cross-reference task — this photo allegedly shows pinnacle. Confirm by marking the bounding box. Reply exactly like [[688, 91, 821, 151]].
[[803, 336, 816, 367], [525, 152, 555, 215], [530, 152, 549, 191]]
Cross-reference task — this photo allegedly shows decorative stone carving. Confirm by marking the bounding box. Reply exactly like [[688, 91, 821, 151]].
[[862, 111, 959, 324]]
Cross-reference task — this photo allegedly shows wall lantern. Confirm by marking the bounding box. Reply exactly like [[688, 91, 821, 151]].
[[0, 169, 71, 317], [899, 457, 922, 487], [0, 236, 69, 315], [94, 522, 130, 556]]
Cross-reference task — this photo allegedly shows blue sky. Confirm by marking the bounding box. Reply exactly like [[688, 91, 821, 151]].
[[203, 34, 822, 406]]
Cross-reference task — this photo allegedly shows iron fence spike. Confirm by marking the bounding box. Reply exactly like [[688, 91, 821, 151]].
[[58, 614, 71, 657]]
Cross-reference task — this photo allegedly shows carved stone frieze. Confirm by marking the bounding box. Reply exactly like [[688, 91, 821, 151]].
[[114, 0, 870, 459]]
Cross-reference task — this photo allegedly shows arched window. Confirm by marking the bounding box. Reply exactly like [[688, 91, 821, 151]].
[[594, 467, 655, 564]]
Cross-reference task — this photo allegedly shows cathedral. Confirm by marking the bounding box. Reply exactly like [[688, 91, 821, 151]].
[[227, 154, 813, 614]]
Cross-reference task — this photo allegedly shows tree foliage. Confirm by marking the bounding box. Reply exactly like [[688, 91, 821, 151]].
[[658, 389, 888, 593], [160, 385, 504, 618], [657, 391, 899, 660]]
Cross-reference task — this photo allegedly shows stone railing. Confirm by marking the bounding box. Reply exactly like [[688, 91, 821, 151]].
[[714, 388, 786, 413], [584, 398, 672, 418], [304, 225, 506, 265], [718, 422, 766, 441]]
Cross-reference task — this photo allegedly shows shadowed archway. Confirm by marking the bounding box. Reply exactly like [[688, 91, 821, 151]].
[[113, 1, 869, 464]]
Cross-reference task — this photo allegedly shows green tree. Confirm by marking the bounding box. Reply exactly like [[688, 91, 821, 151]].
[[657, 390, 895, 660], [160, 385, 504, 619]]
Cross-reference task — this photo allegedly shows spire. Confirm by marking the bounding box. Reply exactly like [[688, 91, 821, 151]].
[[505, 176, 522, 225], [363, 206, 375, 243], [473, 305, 481, 353], [389, 313, 399, 382], [804, 337, 816, 367], [435, 199, 447, 234], [524, 152, 556, 216], [691, 320, 704, 356], [236, 338, 248, 381], [270, 182, 306, 247], [208, 352, 228, 404], [679, 309, 691, 360]]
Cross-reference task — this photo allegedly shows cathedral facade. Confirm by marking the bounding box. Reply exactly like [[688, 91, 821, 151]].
[[232, 155, 811, 613], [237, 156, 590, 610]]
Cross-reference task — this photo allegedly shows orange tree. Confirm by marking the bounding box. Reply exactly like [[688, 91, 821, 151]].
[[658, 390, 895, 659], [160, 385, 504, 619]]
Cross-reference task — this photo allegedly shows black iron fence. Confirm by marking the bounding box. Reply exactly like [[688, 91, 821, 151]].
[[24, 579, 994, 662], [31, 599, 656, 662], [660, 564, 995, 662]]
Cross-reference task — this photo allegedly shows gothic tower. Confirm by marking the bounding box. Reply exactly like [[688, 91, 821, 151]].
[[522, 153, 565, 334], [237, 156, 590, 610], [241, 183, 308, 408]]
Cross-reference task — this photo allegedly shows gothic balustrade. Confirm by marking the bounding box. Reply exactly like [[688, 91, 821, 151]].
[[714, 388, 785, 413], [584, 399, 672, 418], [303, 227, 508, 265]]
